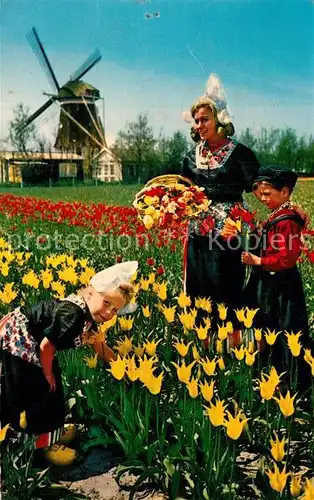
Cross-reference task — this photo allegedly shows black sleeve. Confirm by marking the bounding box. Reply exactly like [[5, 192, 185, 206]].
[[43, 301, 85, 350], [237, 144, 261, 193], [181, 148, 196, 178]]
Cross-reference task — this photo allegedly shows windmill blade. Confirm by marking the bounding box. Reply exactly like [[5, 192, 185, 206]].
[[70, 49, 101, 81], [19, 98, 55, 130], [27, 27, 60, 92]]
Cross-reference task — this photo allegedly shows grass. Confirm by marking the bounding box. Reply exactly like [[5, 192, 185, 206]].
[[0, 180, 313, 222], [0, 183, 142, 206]]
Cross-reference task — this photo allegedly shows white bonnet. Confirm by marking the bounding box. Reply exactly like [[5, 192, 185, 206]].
[[90, 261, 138, 315]]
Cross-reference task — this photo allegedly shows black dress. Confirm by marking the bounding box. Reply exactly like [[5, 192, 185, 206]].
[[0, 295, 93, 436], [181, 139, 260, 324]]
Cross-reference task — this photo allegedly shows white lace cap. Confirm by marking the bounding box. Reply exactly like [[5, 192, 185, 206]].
[[90, 261, 138, 315], [182, 74, 233, 126]]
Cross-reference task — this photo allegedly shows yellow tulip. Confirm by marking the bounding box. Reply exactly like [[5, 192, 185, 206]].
[[115, 336, 133, 356], [160, 305, 176, 323], [186, 376, 199, 398], [247, 341, 255, 354], [148, 272, 155, 284], [141, 305, 151, 318], [268, 366, 284, 388], [195, 325, 209, 340], [303, 349, 314, 376], [144, 338, 162, 357], [41, 269, 53, 289], [265, 462, 290, 493], [83, 353, 98, 368], [205, 398, 226, 427], [133, 345, 145, 357], [143, 372, 163, 395], [226, 321, 234, 334], [107, 355, 127, 380], [217, 323, 228, 341], [290, 474, 303, 497], [301, 478, 314, 499], [118, 317, 134, 331], [19, 411, 27, 430], [174, 340, 193, 357], [258, 374, 276, 401], [138, 357, 158, 384], [143, 214, 154, 229], [217, 303, 228, 321], [243, 307, 259, 328], [224, 410, 249, 440], [285, 331, 302, 357], [215, 340, 224, 354], [270, 432, 288, 462], [140, 278, 150, 291], [0, 283, 18, 304], [22, 270, 40, 289], [201, 357, 216, 377], [144, 195, 159, 206], [178, 312, 195, 332], [200, 380, 215, 402], [217, 357, 225, 371], [195, 297, 212, 313], [51, 281, 66, 299], [231, 345, 245, 361], [0, 423, 11, 442], [245, 349, 259, 366], [156, 282, 167, 301], [273, 390, 297, 418], [171, 360, 196, 384], [265, 328, 281, 346], [202, 316, 212, 329], [192, 345, 200, 361], [126, 355, 139, 382], [234, 308, 246, 323], [254, 328, 263, 342], [177, 291, 192, 308], [58, 267, 78, 285]]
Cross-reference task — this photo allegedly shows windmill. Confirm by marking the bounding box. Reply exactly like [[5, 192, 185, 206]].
[[21, 27, 107, 154]]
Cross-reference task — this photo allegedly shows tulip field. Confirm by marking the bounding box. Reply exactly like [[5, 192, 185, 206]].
[[0, 181, 314, 499]]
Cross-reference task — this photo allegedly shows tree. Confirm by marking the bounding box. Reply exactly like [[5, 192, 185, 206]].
[[157, 131, 189, 175], [112, 114, 158, 183], [237, 128, 257, 150], [8, 103, 37, 153]]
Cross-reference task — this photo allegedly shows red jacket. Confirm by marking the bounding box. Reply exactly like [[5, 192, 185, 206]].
[[260, 208, 303, 272]]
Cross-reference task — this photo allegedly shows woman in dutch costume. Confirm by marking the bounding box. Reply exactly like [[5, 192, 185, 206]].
[[182, 75, 261, 339], [0, 261, 137, 465]]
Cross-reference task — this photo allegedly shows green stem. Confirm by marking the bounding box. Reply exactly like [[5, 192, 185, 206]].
[[285, 418, 293, 466]]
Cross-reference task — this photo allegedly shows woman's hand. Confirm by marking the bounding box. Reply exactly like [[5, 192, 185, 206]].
[[45, 374, 57, 392], [241, 251, 261, 266]]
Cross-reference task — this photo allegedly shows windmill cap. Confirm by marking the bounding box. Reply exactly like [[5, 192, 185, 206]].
[[89, 261, 138, 293]]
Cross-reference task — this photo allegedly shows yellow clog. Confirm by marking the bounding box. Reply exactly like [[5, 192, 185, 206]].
[[44, 443, 77, 466], [59, 423, 77, 445]]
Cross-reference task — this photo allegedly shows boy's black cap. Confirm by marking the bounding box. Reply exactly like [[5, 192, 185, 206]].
[[255, 164, 298, 190]]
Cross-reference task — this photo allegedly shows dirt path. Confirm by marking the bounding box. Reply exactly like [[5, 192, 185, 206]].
[[65, 467, 167, 500]]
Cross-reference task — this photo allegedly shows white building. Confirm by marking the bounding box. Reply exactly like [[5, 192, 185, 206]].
[[92, 147, 122, 183]]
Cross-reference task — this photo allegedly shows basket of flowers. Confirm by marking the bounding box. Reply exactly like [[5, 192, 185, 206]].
[[133, 174, 210, 230]]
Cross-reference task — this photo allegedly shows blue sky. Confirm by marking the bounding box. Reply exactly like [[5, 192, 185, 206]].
[[1, 0, 313, 147]]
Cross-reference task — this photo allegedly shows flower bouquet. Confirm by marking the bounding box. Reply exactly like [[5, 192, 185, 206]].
[[220, 203, 257, 289], [133, 174, 210, 230]]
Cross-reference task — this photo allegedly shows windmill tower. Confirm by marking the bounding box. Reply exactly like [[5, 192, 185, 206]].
[[21, 27, 107, 155]]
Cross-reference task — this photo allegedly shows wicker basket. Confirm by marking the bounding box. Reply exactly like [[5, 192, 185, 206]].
[[144, 174, 193, 188]]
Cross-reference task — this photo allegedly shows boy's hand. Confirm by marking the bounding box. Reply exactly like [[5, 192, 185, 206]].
[[45, 374, 57, 392], [241, 251, 261, 266]]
